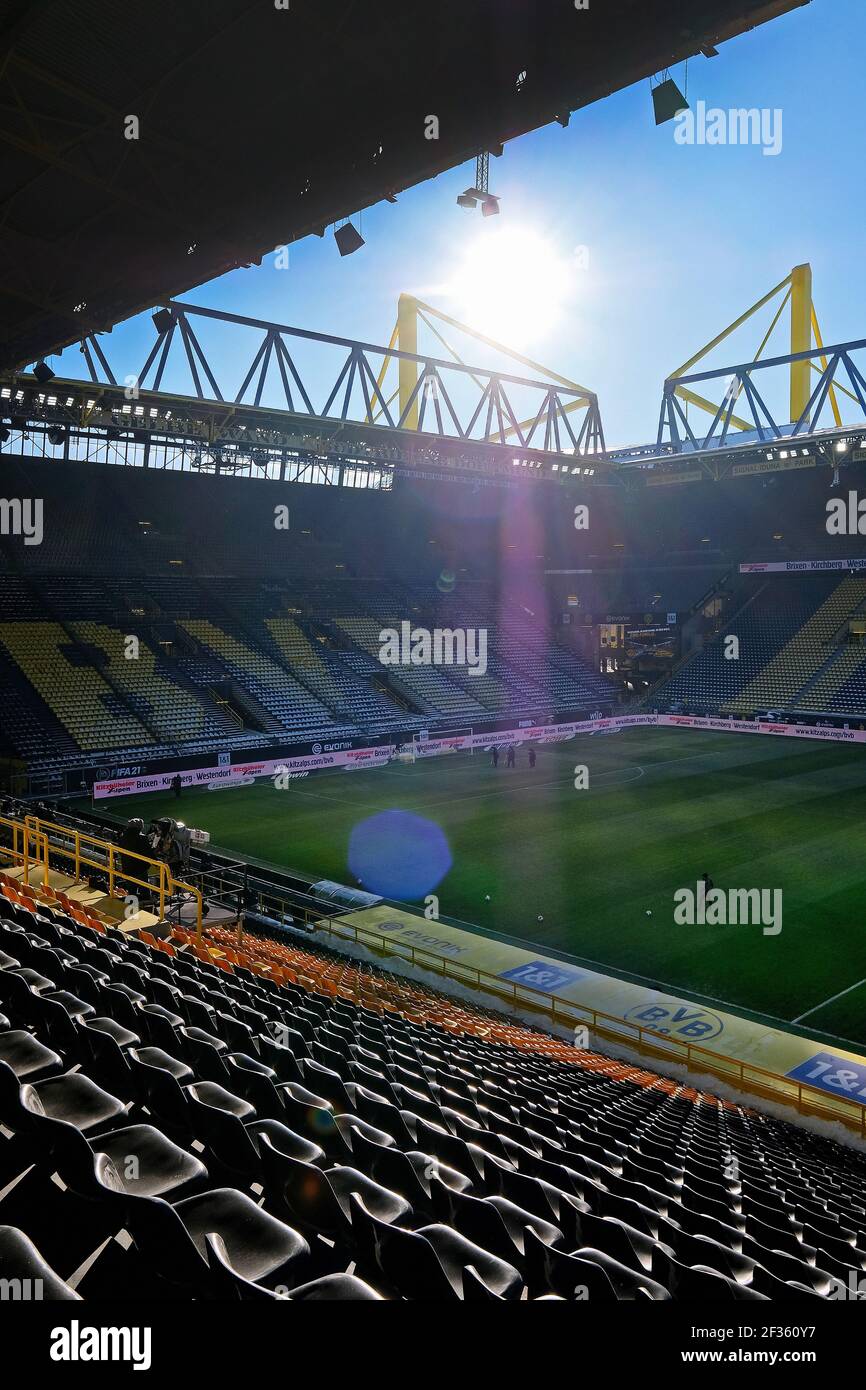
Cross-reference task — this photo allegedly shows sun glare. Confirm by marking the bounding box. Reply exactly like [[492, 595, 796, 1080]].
[[446, 225, 575, 350]]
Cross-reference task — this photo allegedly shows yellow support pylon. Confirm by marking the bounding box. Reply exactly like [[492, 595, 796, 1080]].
[[391, 292, 594, 440], [790, 262, 812, 423], [669, 263, 829, 435], [397, 292, 419, 430]]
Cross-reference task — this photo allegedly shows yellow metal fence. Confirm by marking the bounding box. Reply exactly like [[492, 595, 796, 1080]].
[[5, 813, 203, 937]]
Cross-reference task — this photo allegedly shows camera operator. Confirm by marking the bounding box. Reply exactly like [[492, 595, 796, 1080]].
[[116, 817, 151, 893]]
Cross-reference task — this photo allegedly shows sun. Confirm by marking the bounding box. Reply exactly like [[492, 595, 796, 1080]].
[[446, 225, 575, 350]]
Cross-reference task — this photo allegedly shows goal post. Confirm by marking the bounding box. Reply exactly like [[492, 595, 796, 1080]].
[[410, 725, 475, 758]]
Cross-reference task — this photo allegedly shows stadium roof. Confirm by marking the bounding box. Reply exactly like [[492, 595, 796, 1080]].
[[0, 0, 808, 372]]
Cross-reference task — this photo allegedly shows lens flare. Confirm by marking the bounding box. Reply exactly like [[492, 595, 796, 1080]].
[[348, 810, 452, 899]]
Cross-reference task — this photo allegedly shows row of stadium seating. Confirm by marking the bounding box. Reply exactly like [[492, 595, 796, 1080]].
[[0, 571, 612, 768], [655, 574, 866, 719], [722, 576, 866, 715], [2, 882, 865, 1299]]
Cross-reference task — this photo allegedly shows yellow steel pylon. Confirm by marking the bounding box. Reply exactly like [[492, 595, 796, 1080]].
[[372, 293, 595, 442], [669, 263, 843, 432]]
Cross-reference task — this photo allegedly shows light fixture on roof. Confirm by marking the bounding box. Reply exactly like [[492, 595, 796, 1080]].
[[334, 221, 365, 256], [457, 151, 500, 215], [651, 72, 689, 125]]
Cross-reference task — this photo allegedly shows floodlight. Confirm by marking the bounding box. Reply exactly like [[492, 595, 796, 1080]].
[[334, 222, 365, 256], [652, 77, 688, 125]]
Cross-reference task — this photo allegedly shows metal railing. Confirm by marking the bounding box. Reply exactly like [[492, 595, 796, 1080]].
[[18, 813, 202, 937], [191, 861, 866, 1138], [0, 815, 49, 886], [309, 913, 866, 1139]]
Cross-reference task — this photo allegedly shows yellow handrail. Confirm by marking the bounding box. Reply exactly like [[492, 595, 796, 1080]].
[[16, 813, 203, 939], [0, 816, 49, 887]]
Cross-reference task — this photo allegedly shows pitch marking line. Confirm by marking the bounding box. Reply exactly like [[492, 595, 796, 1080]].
[[284, 763, 646, 813], [792, 976, 866, 1024]]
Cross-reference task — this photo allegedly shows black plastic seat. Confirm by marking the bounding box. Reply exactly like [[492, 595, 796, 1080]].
[[265, 1147, 410, 1250], [252, 1117, 324, 1167], [139, 1003, 185, 1053], [662, 1221, 756, 1283], [525, 1228, 669, 1299], [258, 1032, 305, 1082], [432, 1182, 562, 1267], [300, 1057, 353, 1111], [355, 1137, 469, 1216], [125, 1185, 311, 1297], [334, 1112, 396, 1158], [46, 1112, 207, 1205], [654, 1248, 768, 1300], [182, 1029, 232, 1083], [215, 1011, 256, 1053], [345, 1083, 411, 1138], [0, 1226, 81, 1300], [129, 1053, 194, 1141], [405, 1113, 488, 1179], [130, 1045, 193, 1081], [354, 1198, 522, 1300], [10, 966, 56, 994], [187, 1078, 255, 1121], [184, 1088, 263, 1185], [278, 1082, 338, 1149], [577, 1210, 663, 1274], [0, 1028, 62, 1079], [286, 1272, 384, 1300], [745, 1210, 811, 1260], [0, 1059, 126, 1137], [225, 1063, 290, 1123], [99, 984, 143, 1031], [492, 1165, 584, 1244], [0, 968, 46, 1023]]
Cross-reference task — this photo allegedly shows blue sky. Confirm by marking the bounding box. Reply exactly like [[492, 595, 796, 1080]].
[[55, 0, 864, 450]]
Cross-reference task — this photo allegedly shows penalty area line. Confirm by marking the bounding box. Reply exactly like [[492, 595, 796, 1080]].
[[791, 975, 866, 1024]]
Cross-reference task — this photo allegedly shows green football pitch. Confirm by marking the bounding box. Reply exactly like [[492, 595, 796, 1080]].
[[90, 729, 866, 1051]]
